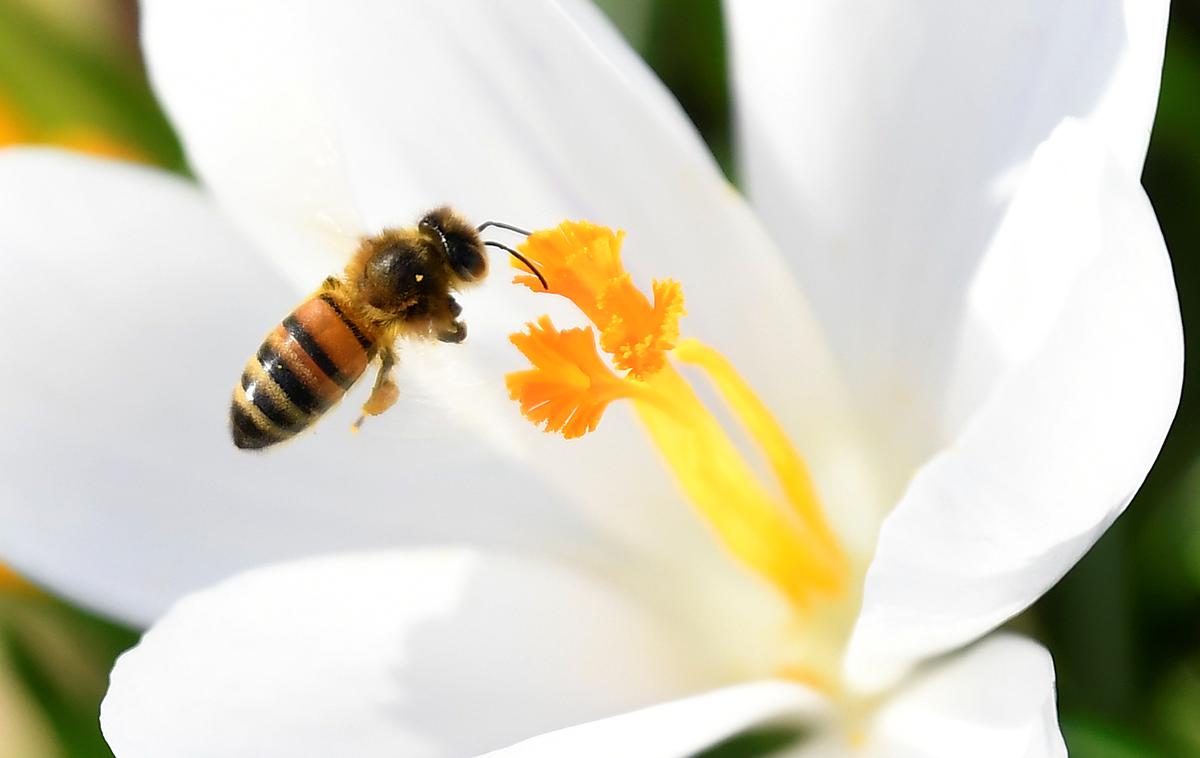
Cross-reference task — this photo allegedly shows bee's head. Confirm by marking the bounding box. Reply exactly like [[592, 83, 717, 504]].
[[419, 206, 487, 286]]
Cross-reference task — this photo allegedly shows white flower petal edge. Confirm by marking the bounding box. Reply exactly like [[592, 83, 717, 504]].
[[101, 548, 724, 758], [0, 149, 605, 625], [726, 0, 1169, 473], [845, 120, 1182, 689], [482, 634, 1063, 758], [864, 635, 1066, 758], [141, 0, 873, 571], [140, 2, 370, 290], [482, 681, 826, 758]]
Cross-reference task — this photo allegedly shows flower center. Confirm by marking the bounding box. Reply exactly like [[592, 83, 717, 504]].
[[506, 221, 848, 611]]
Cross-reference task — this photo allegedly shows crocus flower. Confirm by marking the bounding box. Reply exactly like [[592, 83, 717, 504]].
[[0, 1, 1179, 756]]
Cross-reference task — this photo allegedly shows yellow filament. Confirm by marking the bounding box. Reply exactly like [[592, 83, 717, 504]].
[[507, 221, 848, 610], [631, 366, 846, 608], [673, 339, 845, 572]]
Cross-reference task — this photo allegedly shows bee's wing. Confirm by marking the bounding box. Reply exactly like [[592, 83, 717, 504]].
[[143, 1, 368, 289]]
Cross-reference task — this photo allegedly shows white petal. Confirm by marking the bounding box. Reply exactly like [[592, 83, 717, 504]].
[[102, 548, 723, 758], [865, 635, 1066, 758], [142, 0, 878, 576], [726, 0, 1170, 474], [139, 2, 369, 289], [0, 149, 603, 624], [491, 637, 1067, 758], [483, 681, 826, 758], [844, 121, 1182, 688]]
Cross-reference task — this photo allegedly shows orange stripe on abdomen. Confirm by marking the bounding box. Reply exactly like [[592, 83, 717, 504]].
[[301, 294, 375, 379], [231, 292, 378, 449]]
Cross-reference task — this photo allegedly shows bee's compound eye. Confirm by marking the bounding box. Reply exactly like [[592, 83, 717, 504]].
[[420, 208, 488, 283], [449, 243, 487, 281]]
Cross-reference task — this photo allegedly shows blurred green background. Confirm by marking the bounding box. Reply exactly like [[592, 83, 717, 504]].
[[0, 0, 1197, 755]]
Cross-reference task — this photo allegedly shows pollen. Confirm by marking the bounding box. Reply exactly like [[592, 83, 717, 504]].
[[507, 316, 634, 439], [506, 222, 848, 611], [513, 222, 684, 379]]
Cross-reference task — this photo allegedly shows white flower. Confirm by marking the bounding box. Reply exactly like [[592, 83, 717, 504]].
[[0, 1, 1179, 756]]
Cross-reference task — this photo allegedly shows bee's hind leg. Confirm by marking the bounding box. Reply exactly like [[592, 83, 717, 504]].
[[353, 347, 399, 432]]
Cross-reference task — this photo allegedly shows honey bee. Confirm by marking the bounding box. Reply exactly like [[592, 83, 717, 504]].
[[230, 207, 546, 450]]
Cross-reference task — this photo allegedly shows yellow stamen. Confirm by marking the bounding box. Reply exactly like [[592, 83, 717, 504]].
[[507, 221, 848, 610], [632, 365, 845, 607], [673, 339, 844, 568]]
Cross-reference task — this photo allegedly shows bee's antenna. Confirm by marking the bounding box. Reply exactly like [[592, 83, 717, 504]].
[[477, 220, 532, 236], [484, 240, 548, 290]]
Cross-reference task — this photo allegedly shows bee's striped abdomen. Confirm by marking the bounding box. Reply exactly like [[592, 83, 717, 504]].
[[231, 292, 377, 449]]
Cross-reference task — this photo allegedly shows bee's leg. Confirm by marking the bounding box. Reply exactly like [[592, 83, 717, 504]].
[[437, 321, 467, 343], [437, 296, 467, 343], [352, 348, 399, 431]]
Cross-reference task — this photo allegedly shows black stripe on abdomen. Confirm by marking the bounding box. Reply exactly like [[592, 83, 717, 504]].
[[255, 342, 328, 416], [230, 403, 276, 450], [240, 368, 305, 432], [282, 314, 353, 390]]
